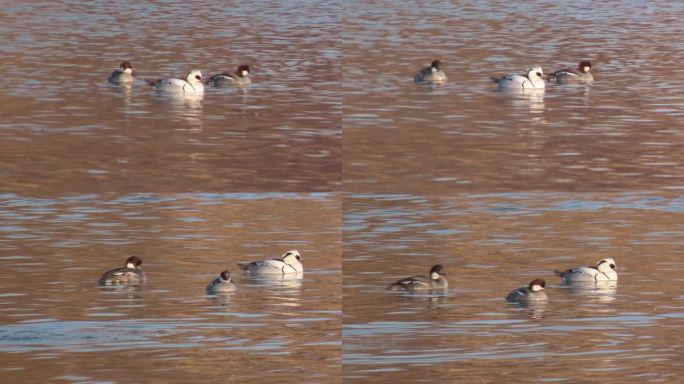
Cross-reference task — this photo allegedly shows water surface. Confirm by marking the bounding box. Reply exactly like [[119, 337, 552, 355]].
[[343, 193, 684, 383], [343, 1, 684, 193], [0, 193, 341, 383], [1, 0, 341, 194]]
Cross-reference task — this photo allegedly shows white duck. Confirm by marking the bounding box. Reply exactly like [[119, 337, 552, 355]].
[[492, 65, 545, 90], [555, 258, 617, 282], [237, 250, 303, 275], [147, 69, 204, 95]]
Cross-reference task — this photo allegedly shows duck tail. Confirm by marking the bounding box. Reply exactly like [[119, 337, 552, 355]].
[[144, 79, 159, 86], [387, 282, 399, 290], [553, 270, 565, 277]]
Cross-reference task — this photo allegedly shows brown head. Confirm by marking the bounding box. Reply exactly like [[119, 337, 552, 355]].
[[429, 264, 445, 279], [528, 279, 546, 292], [125, 255, 142, 269], [235, 65, 251, 77], [578, 60, 592, 73], [431, 60, 442, 70], [118, 61, 133, 74], [220, 270, 231, 282]]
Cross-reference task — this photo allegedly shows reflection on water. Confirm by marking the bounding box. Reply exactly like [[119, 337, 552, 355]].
[[497, 88, 546, 114], [414, 81, 448, 92], [343, 193, 684, 383], [245, 272, 305, 288], [392, 290, 449, 299], [506, 300, 549, 320], [152, 92, 205, 127], [98, 282, 144, 294], [561, 280, 619, 304], [107, 81, 135, 105], [344, 1, 684, 193], [0, 193, 341, 383], [206, 291, 236, 306]]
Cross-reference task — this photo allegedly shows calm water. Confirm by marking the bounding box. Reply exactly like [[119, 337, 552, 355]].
[[0, 193, 341, 383], [0, 1, 341, 194], [343, 1, 684, 193], [343, 193, 684, 383]]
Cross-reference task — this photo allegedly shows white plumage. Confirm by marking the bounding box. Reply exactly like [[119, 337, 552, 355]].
[[493, 65, 545, 90], [238, 250, 304, 275], [555, 258, 618, 282], [149, 69, 204, 95]]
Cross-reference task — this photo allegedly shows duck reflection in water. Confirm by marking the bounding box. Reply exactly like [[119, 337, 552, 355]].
[[207, 290, 235, 306], [507, 299, 548, 319], [563, 280, 618, 303], [247, 272, 304, 289], [99, 283, 144, 300], [497, 87, 546, 114], [157, 92, 204, 127], [394, 290, 449, 310]]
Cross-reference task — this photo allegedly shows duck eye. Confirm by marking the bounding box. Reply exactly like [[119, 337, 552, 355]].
[[195, 75, 202, 80], [296, 255, 301, 260], [536, 72, 542, 77]]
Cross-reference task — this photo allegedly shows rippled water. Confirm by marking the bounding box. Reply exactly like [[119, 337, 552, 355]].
[[0, 193, 341, 383], [4, 1, 684, 382], [0, 1, 341, 193], [342, 193, 684, 383], [343, 1, 684, 192]]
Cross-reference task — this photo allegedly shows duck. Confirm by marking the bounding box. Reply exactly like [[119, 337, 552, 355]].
[[206, 270, 237, 293], [147, 69, 204, 95], [414, 60, 447, 83], [388, 264, 448, 291], [98, 255, 145, 285], [547, 60, 593, 83], [492, 65, 545, 90], [237, 250, 303, 275], [506, 279, 548, 302], [555, 258, 617, 282], [206, 65, 251, 86], [108, 61, 134, 84]]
